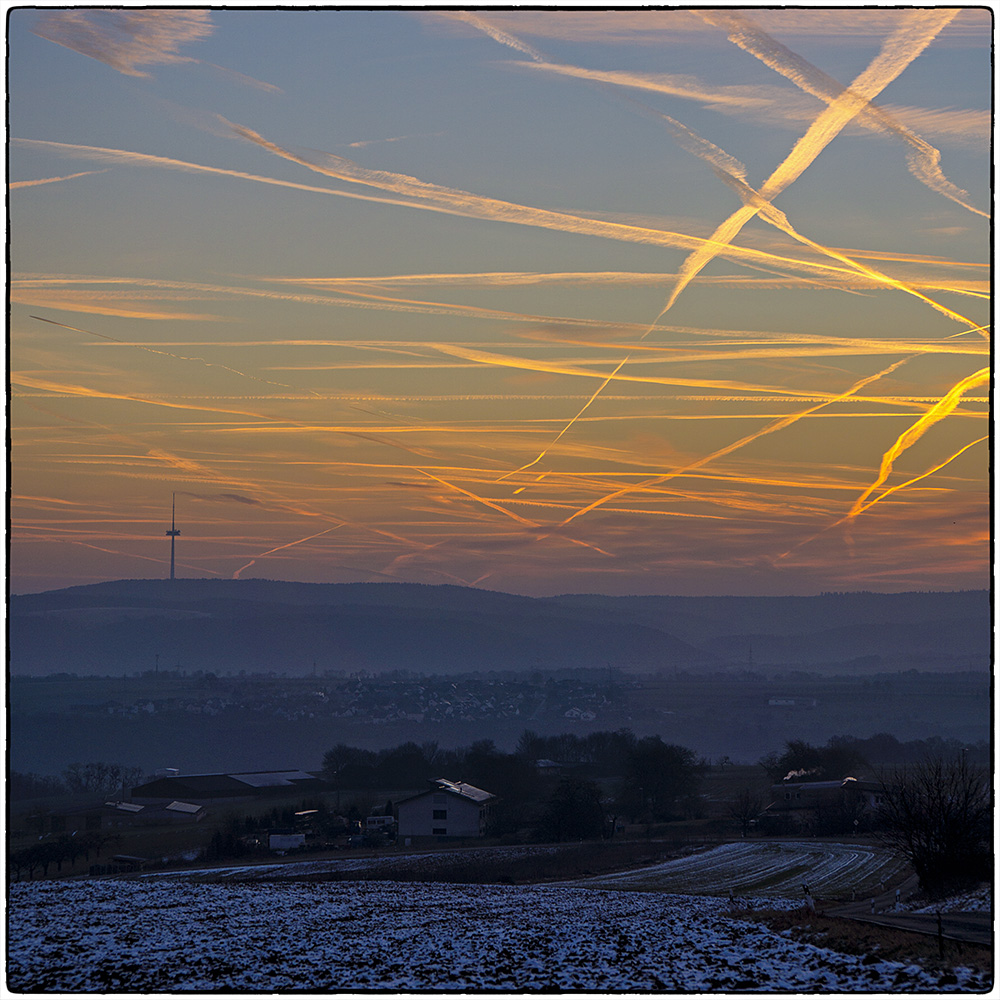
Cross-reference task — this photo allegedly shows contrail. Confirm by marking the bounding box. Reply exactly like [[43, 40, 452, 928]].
[[697, 8, 987, 217], [776, 434, 989, 561], [430, 342, 925, 404], [417, 469, 615, 558], [30, 314, 322, 396], [256, 268, 989, 295], [23, 270, 986, 335], [232, 525, 341, 578], [448, 11, 546, 62], [19, 533, 223, 576], [659, 9, 962, 321], [851, 434, 989, 517], [14, 384, 433, 573], [456, 9, 971, 484], [18, 135, 954, 292], [650, 111, 981, 330], [843, 367, 990, 523], [219, 125, 907, 285], [516, 61, 989, 148], [556, 359, 917, 528], [10, 169, 109, 189]]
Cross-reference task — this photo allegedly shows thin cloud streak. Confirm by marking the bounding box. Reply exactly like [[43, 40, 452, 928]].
[[29, 315, 319, 396], [33, 9, 280, 91], [517, 61, 988, 147], [10, 169, 109, 189]]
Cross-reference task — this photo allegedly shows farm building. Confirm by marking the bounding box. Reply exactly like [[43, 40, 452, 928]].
[[131, 769, 330, 804], [762, 776, 884, 833], [43, 799, 205, 834], [397, 778, 496, 841]]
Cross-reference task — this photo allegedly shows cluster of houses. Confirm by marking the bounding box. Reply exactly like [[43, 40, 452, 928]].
[[30, 762, 887, 864], [70, 672, 622, 726], [34, 768, 498, 852]]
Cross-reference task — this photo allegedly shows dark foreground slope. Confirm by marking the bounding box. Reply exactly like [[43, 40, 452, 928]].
[[9, 579, 989, 677]]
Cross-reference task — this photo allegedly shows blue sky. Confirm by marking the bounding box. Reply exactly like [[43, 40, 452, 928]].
[[8, 7, 991, 595]]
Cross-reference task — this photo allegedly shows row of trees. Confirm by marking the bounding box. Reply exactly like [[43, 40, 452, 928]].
[[8, 833, 118, 881], [11, 762, 144, 801], [759, 734, 989, 781], [322, 730, 704, 838]]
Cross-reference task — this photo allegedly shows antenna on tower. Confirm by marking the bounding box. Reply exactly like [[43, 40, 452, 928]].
[[166, 493, 181, 580]]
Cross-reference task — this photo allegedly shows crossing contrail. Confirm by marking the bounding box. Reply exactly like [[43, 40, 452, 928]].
[[776, 433, 989, 561], [556, 359, 917, 529], [450, 9, 973, 488], [697, 8, 987, 217], [843, 367, 990, 524]]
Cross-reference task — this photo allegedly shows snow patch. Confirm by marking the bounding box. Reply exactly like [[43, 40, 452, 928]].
[[7, 879, 990, 992]]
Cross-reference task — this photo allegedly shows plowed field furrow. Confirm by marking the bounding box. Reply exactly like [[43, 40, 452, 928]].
[[574, 841, 908, 898]]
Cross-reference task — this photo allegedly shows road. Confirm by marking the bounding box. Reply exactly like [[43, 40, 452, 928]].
[[828, 876, 993, 947]]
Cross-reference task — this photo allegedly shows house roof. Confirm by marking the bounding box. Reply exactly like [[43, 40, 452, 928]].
[[233, 770, 318, 787], [104, 800, 144, 813], [398, 777, 496, 806], [132, 770, 327, 798], [772, 777, 882, 793], [164, 800, 204, 814]]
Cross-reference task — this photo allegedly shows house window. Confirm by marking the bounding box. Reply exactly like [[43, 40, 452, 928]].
[[432, 828, 447, 835], [433, 809, 447, 820]]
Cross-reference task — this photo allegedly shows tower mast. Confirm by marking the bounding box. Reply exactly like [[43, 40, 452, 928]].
[[166, 493, 181, 580]]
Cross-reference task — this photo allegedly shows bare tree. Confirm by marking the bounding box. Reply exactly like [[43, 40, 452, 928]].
[[876, 753, 991, 897], [727, 788, 764, 837]]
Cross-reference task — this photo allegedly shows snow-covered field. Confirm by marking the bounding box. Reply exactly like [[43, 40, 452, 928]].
[[145, 843, 568, 882], [574, 840, 908, 899], [8, 878, 990, 992], [907, 885, 993, 914]]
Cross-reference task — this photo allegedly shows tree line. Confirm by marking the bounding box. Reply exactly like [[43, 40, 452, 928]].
[[11, 762, 145, 801], [322, 729, 704, 841], [759, 733, 989, 781], [8, 833, 120, 881]]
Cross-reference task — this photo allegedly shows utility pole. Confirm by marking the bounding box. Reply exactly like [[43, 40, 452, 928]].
[[166, 493, 180, 580]]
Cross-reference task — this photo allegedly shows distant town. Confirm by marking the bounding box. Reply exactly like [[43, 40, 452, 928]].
[[61, 670, 628, 726]]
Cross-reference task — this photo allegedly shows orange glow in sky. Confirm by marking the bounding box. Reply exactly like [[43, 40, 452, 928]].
[[8, 8, 990, 595]]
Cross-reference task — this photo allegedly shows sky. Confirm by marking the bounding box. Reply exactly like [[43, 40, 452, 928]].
[[8, 6, 991, 597]]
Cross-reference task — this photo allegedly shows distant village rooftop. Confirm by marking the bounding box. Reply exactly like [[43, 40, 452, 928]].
[[131, 769, 328, 802]]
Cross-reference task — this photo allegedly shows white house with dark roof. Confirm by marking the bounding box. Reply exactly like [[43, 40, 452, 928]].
[[396, 778, 496, 841]]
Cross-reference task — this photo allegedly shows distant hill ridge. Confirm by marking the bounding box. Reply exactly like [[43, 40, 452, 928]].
[[9, 579, 989, 677]]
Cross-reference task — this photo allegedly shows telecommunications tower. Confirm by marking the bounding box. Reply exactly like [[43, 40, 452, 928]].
[[166, 493, 181, 580]]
